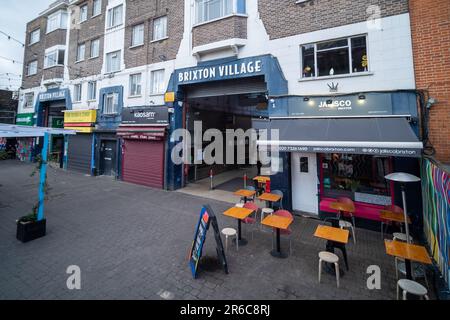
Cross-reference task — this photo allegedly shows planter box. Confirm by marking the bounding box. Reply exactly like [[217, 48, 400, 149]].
[[16, 219, 46, 243]]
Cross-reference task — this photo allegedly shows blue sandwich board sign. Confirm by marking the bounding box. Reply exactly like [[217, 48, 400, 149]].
[[189, 205, 228, 278]]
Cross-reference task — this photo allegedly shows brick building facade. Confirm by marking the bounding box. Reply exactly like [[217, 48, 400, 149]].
[[409, 0, 450, 164]]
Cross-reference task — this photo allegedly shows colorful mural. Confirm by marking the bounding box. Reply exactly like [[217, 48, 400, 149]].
[[422, 158, 450, 290], [16, 138, 34, 162]]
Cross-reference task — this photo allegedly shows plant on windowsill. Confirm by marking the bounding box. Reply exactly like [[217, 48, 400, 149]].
[[16, 155, 49, 243], [362, 55, 368, 72], [303, 66, 313, 78]]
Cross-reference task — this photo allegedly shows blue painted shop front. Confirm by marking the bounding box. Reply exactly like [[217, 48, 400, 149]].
[[165, 54, 291, 205]]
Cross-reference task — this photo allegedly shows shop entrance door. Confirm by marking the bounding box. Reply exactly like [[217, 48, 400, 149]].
[[291, 153, 319, 215], [99, 140, 116, 176]]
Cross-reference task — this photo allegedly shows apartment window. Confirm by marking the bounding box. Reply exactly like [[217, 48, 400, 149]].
[[131, 24, 144, 47], [103, 93, 119, 115], [80, 5, 88, 23], [106, 50, 121, 73], [44, 49, 65, 68], [77, 43, 86, 61], [150, 69, 165, 94], [152, 16, 167, 41], [195, 0, 233, 24], [24, 93, 34, 108], [107, 4, 123, 28], [88, 81, 97, 100], [129, 74, 142, 96], [29, 29, 40, 45], [74, 84, 82, 102], [46, 10, 68, 33], [301, 35, 368, 78], [27, 61, 38, 76], [90, 39, 100, 58], [92, 0, 102, 17]]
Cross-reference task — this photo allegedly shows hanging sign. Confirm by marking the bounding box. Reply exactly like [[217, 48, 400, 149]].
[[189, 205, 228, 279]]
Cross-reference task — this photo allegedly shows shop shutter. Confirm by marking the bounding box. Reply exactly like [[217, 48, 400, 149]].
[[67, 134, 92, 174], [185, 77, 267, 99], [122, 139, 165, 189]]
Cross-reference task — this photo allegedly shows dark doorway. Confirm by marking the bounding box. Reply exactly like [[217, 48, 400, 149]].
[[99, 140, 116, 176]]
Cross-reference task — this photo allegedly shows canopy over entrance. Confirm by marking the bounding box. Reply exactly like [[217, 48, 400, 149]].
[[0, 124, 76, 138], [257, 117, 423, 158]]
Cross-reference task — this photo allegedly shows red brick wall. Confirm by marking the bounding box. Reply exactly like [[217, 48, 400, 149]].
[[410, 0, 450, 163]]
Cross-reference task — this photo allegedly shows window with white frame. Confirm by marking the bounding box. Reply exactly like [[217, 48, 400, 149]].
[[80, 4, 88, 22], [106, 50, 121, 73], [131, 24, 144, 47], [152, 16, 167, 41], [24, 93, 34, 108], [27, 61, 38, 76], [29, 29, 40, 45], [103, 93, 119, 115], [90, 39, 100, 58], [92, 0, 102, 17], [88, 81, 97, 100], [107, 4, 123, 28], [74, 84, 82, 102], [46, 10, 68, 33], [150, 69, 165, 94], [195, 0, 233, 24], [129, 74, 142, 96], [44, 49, 65, 68], [301, 35, 368, 78], [77, 43, 86, 61]]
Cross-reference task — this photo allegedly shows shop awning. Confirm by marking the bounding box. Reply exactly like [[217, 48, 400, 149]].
[[257, 118, 423, 157], [0, 123, 76, 138]]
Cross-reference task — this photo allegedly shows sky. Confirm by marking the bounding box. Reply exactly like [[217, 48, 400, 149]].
[[0, 0, 54, 91]]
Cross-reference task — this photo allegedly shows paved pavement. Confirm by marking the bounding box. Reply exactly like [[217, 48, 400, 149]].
[[0, 160, 434, 300]]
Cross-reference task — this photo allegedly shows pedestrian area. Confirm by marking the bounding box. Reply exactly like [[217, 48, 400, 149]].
[[0, 160, 435, 299]]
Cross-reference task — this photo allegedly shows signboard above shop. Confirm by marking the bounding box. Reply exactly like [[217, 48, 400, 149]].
[[38, 89, 69, 102], [121, 106, 169, 126], [16, 113, 35, 126]]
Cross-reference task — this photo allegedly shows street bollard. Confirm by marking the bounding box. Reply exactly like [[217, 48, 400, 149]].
[[210, 169, 214, 190]]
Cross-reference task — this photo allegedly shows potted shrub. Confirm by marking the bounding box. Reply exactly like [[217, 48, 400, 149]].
[[16, 155, 48, 243]]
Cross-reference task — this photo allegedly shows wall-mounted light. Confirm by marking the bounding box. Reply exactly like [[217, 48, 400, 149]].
[[358, 94, 366, 100], [303, 97, 310, 102]]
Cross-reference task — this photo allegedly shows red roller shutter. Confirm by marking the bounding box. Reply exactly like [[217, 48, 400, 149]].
[[122, 139, 165, 189]]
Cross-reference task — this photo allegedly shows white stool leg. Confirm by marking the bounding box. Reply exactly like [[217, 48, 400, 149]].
[[225, 235, 228, 252], [396, 282, 400, 300], [424, 294, 429, 300], [236, 234, 239, 251], [335, 262, 340, 288], [318, 259, 322, 283], [352, 226, 356, 244], [402, 290, 407, 300], [395, 258, 399, 279]]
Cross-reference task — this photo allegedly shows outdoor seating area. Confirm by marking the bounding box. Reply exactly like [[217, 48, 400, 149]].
[[219, 176, 433, 299]]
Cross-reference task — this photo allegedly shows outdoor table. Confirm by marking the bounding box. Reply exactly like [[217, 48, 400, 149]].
[[314, 225, 350, 275], [234, 189, 256, 203], [329, 201, 355, 228], [261, 215, 293, 259], [223, 207, 255, 246], [258, 192, 282, 209], [384, 240, 432, 280], [380, 210, 411, 234]]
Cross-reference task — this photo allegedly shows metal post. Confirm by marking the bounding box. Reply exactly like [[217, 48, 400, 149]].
[[37, 133, 49, 221], [401, 184, 411, 244], [210, 168, 214, 190]]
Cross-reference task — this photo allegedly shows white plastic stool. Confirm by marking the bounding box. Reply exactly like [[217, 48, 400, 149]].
[[318, 251, 340, 288], [397, 279, 429, 300], [339, 220, 356, 244], [393, 232, 413, 242], [222, 228, 238, 252], [235, 203, 244, 208]]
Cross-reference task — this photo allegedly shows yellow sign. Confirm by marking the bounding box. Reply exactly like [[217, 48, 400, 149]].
[[64, 126, 94, 133], [64, 110, 97, 123], [164, 92, 175, 103]]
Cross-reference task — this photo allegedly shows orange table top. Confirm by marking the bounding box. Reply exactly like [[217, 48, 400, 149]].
[[314, 225, 349, 244], [261, 215, 293, 230], [329, 201, 355, 213], [380, 210, 411, 224], [258, 193, 282, 202], [234, 189, 256, 198], [223, 207, 255, 220], [385, 240, 432, 265], [253, 176, 271, 183]]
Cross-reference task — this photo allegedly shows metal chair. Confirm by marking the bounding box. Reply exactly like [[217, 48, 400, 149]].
[[240, 186, 256, 203], [381, 204, 404, 239], [271, 190, 284, 210], [242, 202, 259, 240]]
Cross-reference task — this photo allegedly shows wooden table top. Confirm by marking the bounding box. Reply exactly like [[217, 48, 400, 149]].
[[253, 176, 271, 183], [258, 193, 282, 202], [380, 210, 411, 224], [234, 189, 256, 198], [384, 240, 432, 265], [314, 225, 349, 244], [261, 215, 293, 230], [223, 207, 255, 220], [329, 201, 355, 213]]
